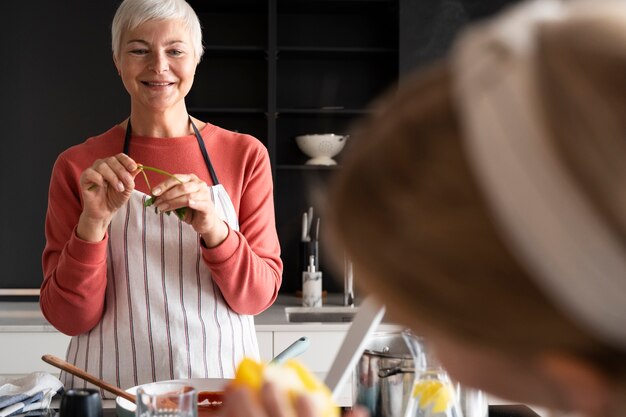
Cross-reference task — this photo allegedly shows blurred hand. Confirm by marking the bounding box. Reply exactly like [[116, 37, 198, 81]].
[[78, 153, 138, 242], [150, 173, 228, 247], [342, 406, 369, 417], [222, 382, 319, 417], [221, 382, 370, 417]]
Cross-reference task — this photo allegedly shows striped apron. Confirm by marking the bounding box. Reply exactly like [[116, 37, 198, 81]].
[[61, 120, 259, 398]]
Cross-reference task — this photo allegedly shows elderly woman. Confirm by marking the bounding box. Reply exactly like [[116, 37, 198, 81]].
[[41, 0, 282, 395], [325, 1, 626, 417]]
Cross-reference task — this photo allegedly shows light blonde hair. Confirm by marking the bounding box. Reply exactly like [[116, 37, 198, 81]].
[[327, 21, 626, 382], [111, 0, 204, 63]]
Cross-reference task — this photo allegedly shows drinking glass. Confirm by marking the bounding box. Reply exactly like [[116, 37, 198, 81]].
[[136, 382, 197, 417], [402, 330, 488, 417]]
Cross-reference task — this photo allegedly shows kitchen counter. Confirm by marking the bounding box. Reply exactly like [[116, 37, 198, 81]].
[[1, 294, 396, 410], [0, 293, 399, 382], [0, 301, 57, 332], [0, 294, 390, 332], [0, 298, 545, 416]]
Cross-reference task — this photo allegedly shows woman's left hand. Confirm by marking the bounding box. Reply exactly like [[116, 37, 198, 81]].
[[150, 173, 228, 247]]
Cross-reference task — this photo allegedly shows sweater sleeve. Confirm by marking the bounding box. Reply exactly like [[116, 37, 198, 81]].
[[201, 146, 283, 315], [40, 155, 108, 336]]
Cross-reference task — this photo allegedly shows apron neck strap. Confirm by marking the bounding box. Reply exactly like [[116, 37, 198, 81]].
[[123, 116, 220, 185]]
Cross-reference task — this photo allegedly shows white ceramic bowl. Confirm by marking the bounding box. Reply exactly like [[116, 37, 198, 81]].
[[295, 134, 348, 166]]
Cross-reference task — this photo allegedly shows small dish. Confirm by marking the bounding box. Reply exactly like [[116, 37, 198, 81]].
[[116, 378, 229, 417]]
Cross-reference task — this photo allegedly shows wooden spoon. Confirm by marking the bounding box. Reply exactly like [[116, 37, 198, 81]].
[[42, 354, 136, 403]]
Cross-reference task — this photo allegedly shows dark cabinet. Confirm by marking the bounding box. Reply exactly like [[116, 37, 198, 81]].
[[187, 0, 398, 294], [186, 1, 269, 143]]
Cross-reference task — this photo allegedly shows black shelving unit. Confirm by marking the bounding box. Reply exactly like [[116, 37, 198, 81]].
[[187, 0, 269, 144], [187, 0, 398, 294]]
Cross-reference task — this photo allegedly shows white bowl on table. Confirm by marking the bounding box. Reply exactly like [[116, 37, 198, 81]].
[[295, 134, 348, 166]]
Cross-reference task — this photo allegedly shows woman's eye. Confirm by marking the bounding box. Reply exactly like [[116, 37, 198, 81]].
[[168, 49, 183, 56], [130, 49, 149, 55]]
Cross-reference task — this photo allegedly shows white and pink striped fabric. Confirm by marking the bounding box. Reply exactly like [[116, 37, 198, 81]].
[[60, 185, 259, 398]]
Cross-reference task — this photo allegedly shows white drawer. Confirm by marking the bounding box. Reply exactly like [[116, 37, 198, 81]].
[[256, 331, 273, 362], [0, 332, 70, 376]]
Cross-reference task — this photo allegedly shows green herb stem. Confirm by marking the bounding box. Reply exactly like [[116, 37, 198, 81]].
[[138, 165, 184, 184], [140, 167, 152, 191]]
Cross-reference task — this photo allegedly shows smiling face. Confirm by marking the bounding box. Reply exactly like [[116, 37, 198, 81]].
[[114, 19, 197, 116]]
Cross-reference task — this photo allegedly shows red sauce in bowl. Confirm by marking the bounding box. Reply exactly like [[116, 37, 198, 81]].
[[198, 391, 223, 416]]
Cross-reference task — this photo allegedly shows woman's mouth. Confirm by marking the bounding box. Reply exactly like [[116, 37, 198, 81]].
[[142, 81, 175, 87]]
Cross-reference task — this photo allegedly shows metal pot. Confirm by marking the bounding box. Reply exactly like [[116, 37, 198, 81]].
[[354, 331, 415, 417], [355, 330, 489, 417]]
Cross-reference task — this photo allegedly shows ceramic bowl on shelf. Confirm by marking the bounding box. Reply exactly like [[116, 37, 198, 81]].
[[295, 133, 348, 166]]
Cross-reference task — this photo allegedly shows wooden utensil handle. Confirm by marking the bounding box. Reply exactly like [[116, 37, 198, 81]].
[[42, 354, 136, 403]]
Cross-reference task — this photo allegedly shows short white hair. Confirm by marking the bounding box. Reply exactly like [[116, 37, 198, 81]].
[[111, 0, 204, 63]]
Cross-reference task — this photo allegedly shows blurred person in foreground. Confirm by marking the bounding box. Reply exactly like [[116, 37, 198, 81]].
[[324, 0, 626, 416], [221, 0, 626, 416]]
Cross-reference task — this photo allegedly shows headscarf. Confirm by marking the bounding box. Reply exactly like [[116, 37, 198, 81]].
[[453, 0, 626, 348]]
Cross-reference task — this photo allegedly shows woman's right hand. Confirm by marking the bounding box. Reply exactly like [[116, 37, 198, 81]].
[[222, 383, 319, 417], [222, 382, 370, 417], [77, 153, 139, 242]]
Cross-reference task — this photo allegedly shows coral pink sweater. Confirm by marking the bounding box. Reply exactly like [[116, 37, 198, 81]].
[[41, 123, 282, 336]]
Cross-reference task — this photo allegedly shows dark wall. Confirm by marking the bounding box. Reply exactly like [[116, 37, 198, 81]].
[[1, 1, 128, 291], [399, 0, 520, 73], [0, 0, 520, 294]]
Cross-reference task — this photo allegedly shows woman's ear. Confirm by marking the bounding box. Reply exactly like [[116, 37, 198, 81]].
[[539, 352, 614, 417], [113, 53, 120, 76]]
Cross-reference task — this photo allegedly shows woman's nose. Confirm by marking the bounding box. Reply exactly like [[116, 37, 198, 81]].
[[148, 52, 168, 73]]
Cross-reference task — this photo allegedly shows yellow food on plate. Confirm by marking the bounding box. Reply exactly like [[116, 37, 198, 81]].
[[231, 357, 339, 417], [412, 379, 454, 413]]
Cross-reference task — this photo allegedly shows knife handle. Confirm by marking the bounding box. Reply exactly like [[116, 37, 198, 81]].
[[270, 336, 310, 365]]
